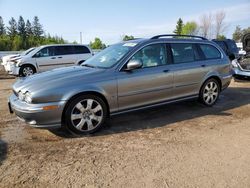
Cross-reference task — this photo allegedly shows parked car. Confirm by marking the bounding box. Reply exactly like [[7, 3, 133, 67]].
[[9, 34, 232, 134], [6, 44, 93, 77], [232, 33, 250, 79], [212, 39, 239, 60], [1, 47, 35, 68]]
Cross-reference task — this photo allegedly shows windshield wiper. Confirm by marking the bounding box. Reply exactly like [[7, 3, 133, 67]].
[[82, 64, 96, 68]]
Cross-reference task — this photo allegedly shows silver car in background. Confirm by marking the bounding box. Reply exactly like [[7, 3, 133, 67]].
[[9, 34, 232, 134]]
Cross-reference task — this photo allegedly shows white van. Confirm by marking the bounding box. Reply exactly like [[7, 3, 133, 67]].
[[6, 44, 93, 76]]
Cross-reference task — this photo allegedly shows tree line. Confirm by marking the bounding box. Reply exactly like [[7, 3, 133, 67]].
[[0, 16, 66, 51]]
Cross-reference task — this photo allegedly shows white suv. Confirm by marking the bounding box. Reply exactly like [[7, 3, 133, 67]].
[[6, 44, 93, 76]]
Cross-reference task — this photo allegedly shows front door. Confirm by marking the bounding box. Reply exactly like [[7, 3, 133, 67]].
[[117, 43, 174, 111], [34, 46, 60, 72]]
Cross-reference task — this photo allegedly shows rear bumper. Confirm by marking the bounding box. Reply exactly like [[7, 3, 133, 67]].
[[9, 94, 66, 129]]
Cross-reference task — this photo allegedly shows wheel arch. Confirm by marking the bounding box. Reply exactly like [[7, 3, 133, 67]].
[[61, 91, 110, 125], [19, 63, 37, 75], [200, 75, 222, 93]]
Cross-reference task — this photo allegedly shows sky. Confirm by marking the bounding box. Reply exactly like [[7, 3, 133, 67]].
[[0, 0, 250, 45]]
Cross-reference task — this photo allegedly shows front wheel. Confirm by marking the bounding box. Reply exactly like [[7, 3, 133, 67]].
[[64, 94, 107, 134], [19, 65, 36, 77], [199, 78, 220, 106]]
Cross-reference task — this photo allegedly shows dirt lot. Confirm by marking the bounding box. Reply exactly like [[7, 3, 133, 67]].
[[0, 66, 250, 188]]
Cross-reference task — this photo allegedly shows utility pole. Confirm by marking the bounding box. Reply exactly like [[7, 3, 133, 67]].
[[80, 32, 82, 44]]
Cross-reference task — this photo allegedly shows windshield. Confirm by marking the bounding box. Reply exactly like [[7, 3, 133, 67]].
[[82, 43, 137, 68], [21, 47, 35, 56]]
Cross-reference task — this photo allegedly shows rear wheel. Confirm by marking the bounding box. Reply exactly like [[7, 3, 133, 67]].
[[19, 65, 36, 77], [199, 78, 220, 106], [64, 94, 107, 134]]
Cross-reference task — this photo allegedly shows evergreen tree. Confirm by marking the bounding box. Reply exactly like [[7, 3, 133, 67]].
[[17, 16, 26, 37], [0, 16, 6, 35], [174, 18, 183, 35], [32, 16, 43, 38], [7, 17, 17, 38], [25, 19, 33, 36]]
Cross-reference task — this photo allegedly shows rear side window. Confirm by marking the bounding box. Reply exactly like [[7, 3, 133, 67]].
[[73, 46, 91, 54], [55, 46, 74, 55], [171, 43, 198, 64], [199, 44, 221, 59]]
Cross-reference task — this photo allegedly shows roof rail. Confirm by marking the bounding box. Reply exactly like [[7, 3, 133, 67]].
[[150, 34, 207, 40]]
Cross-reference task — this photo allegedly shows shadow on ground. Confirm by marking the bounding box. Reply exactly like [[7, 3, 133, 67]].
[[50, 86, 250, 138], [0, 139, 7, 165]]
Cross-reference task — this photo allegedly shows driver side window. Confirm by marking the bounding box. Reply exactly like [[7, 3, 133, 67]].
[[130, 44, 168, 68], [35, 47, 55, 57]]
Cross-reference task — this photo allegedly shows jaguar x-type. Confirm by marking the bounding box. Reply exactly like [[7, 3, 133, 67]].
[[9, 35, 232, 134]]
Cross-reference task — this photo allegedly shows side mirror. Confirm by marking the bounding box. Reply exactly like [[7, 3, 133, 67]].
[[125, 60, 142, 71], [34, 52, 42, 58]]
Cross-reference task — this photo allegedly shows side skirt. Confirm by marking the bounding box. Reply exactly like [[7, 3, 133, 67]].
[[110, 95, 198, 116]]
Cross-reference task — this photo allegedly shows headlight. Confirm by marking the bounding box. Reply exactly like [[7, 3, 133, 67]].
[[24, 92, 32, 103], [18, 91, 32, 103], [231, 59, 238, 68], [18, 91, 25, 101]]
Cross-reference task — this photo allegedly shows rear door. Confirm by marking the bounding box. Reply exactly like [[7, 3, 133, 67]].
[[73, 46, 92, 64], [117, 43, 174, 111], [169, 43, 207, 98], [54, 46, 76, 67]]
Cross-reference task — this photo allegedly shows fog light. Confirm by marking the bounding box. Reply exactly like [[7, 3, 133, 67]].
[[29, 120, 37, 125], [42, 105, 59, 110]]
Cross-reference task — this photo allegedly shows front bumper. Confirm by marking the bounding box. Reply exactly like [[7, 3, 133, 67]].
[[9, 94, 66, 129], [233, 68, 250, 78], [5, 63, 20, 75]]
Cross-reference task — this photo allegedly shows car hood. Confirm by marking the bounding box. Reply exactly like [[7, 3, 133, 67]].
[[13, 66, 107, 93]]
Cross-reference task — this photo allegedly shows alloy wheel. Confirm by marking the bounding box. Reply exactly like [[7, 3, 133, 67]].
[[70, 99, 103, 132], [203, 81, 219, 105]]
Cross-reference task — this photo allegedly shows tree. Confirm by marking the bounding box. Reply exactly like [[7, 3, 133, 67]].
[[199, 13, 212, 38], [232, 26, 250, 42], [90, 37, 106, 49], [25, 19, 33, 36], [232, 26, 242, 42], [122, 35, 135, 41], [215, 11, 227, 39], [173, 18, 183, 35], [181, 21, 198, 35], [32, 16, 43, 38], [17, 16, 26, 37], [7, 17, 17, 38], [217, 35, 226, 40], [0, 16, 6, 35]]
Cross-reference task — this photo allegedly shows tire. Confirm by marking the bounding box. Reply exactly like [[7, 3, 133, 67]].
[[199, 78, 220, 106], [19, 65, 36, 77], [64, 94, 108, 134]]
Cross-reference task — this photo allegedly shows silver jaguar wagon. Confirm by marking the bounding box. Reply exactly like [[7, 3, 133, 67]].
[[9, 34, 232, 134]]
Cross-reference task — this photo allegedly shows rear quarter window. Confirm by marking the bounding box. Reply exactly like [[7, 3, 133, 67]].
[[199, 44, 221, 60], [73, 46, 91, 54]]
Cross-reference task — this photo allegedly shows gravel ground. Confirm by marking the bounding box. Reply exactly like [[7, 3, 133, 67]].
[[0, 66, 250, 188]]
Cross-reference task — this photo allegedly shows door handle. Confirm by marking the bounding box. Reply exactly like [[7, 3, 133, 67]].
[[201, 64, 206, 67], [51, 57, 56, 59], [163, 69, 170, 73], [57, 57, 62, 58]]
